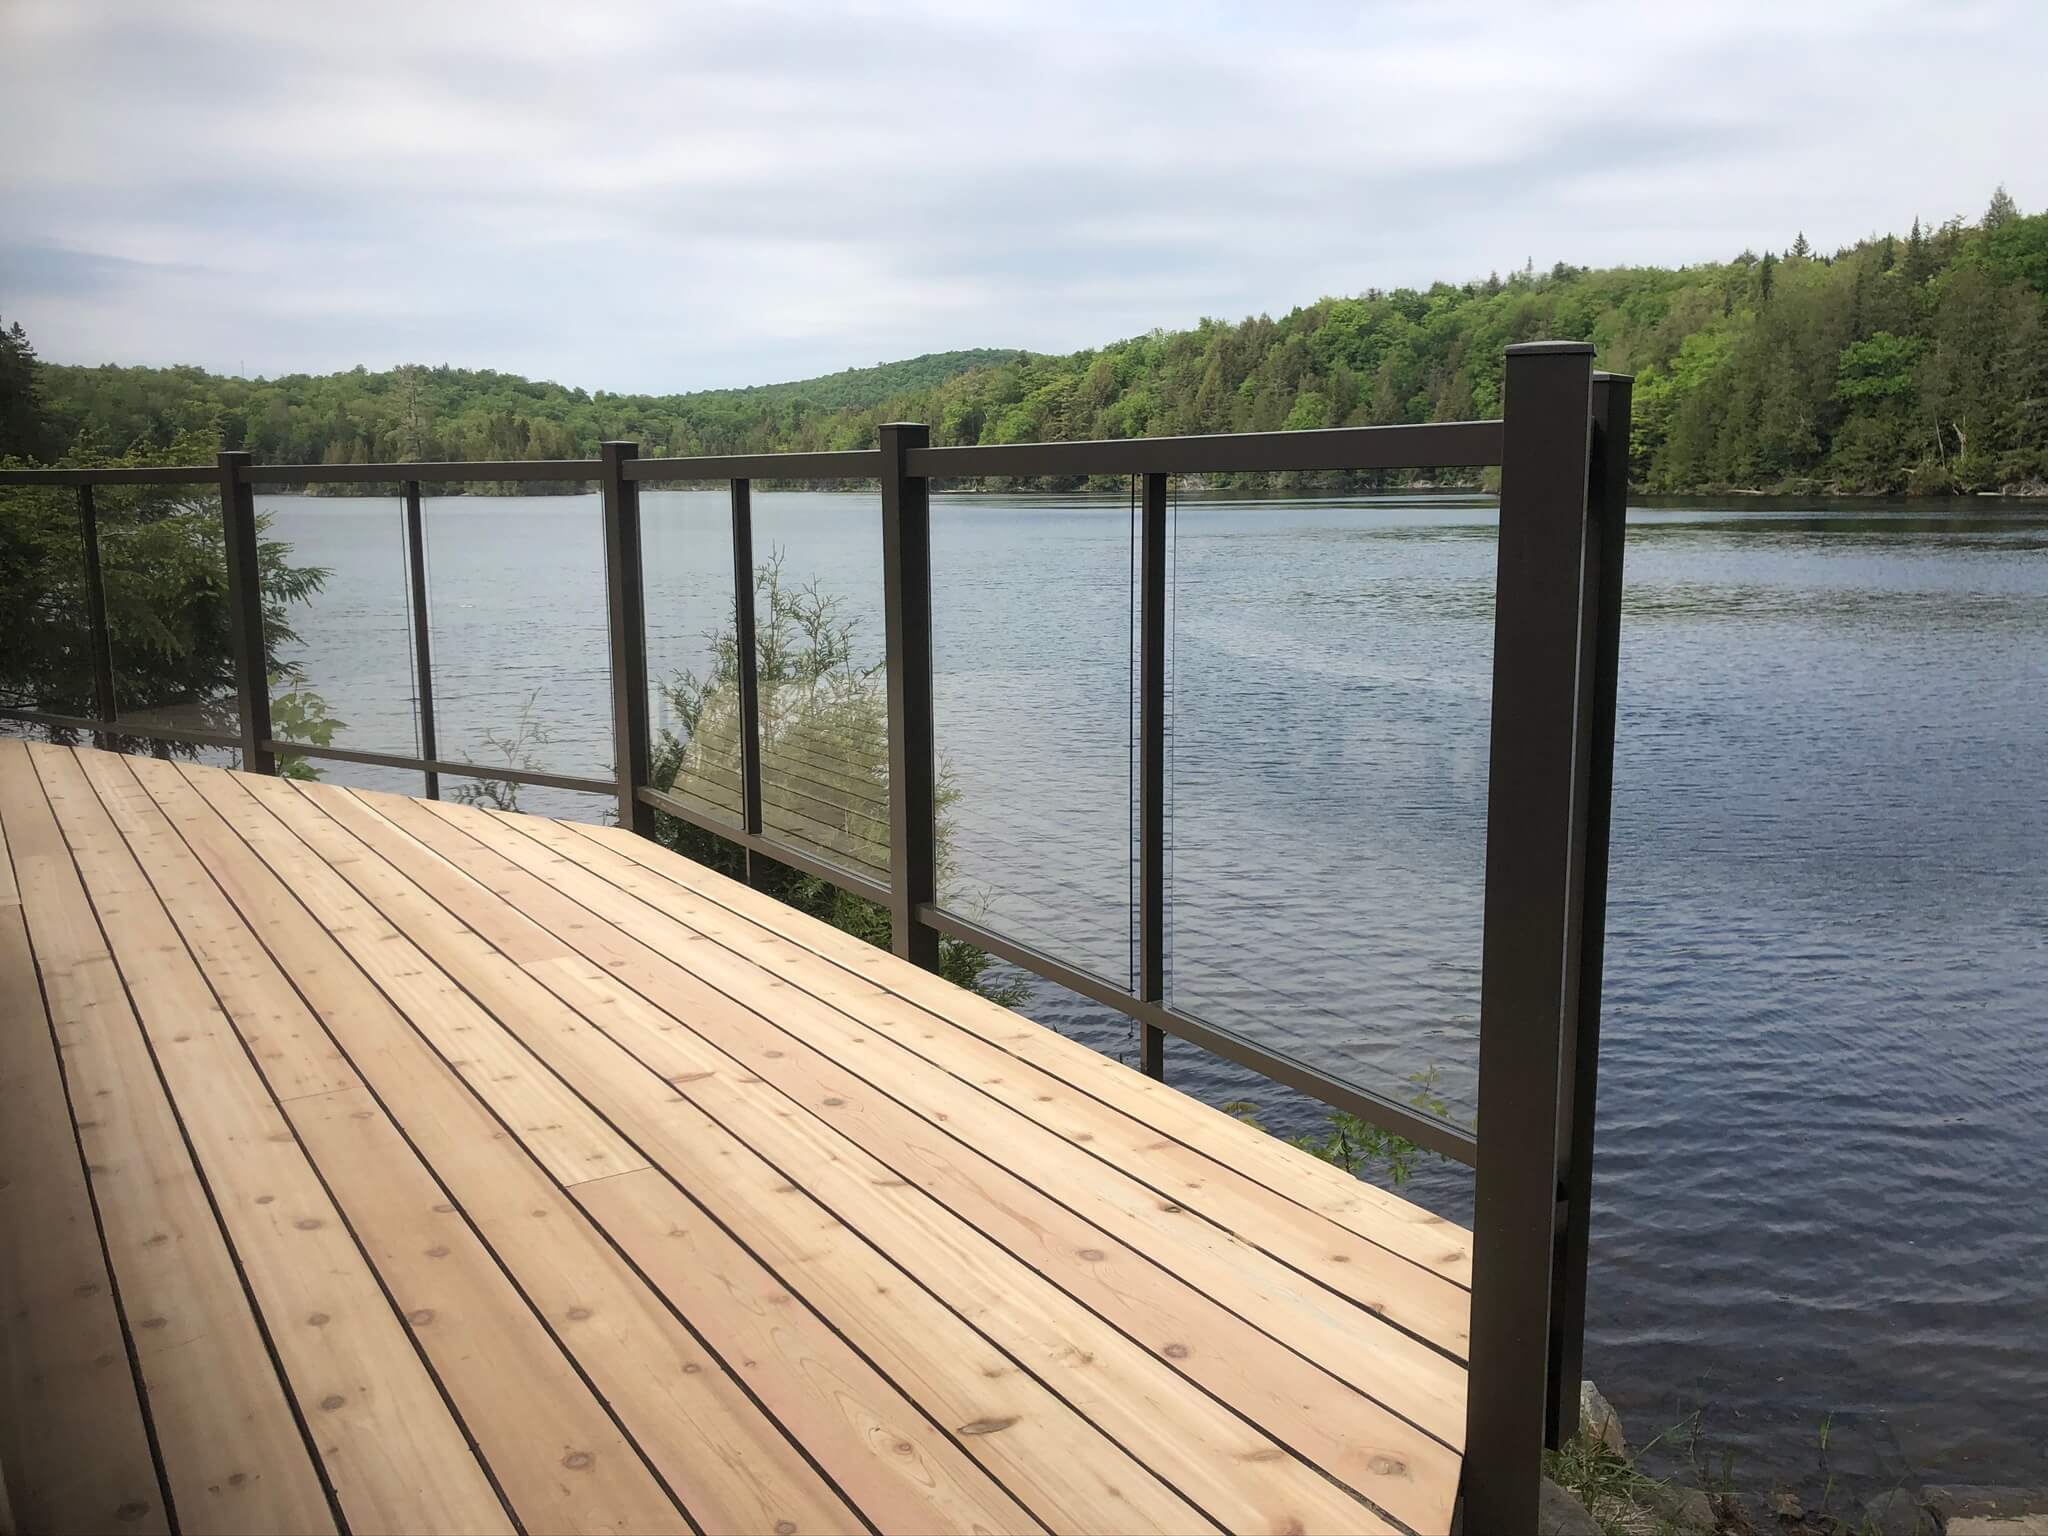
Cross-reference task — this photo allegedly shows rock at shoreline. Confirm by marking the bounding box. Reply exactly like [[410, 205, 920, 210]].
[[1644, 1480, 1716, 1533], [1928, 1486, 2048, 1535], [1863, 1487, 1935, 1536], [1537, 1476, 1602, 1536], [1580, 1379, 1627, 1455], [1929, 1487, 2048, 1520]]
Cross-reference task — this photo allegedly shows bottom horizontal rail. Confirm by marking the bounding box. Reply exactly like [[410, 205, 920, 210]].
[[0, 708, 240, 751], [919, 902, 1479, 1167], [262, 740, 613, 796], [637, 784, 893, 906]]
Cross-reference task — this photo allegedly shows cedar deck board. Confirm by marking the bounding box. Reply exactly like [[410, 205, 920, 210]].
[[0, 744, 1469, 1536]]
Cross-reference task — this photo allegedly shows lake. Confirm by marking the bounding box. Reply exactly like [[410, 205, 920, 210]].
[[263, 488, 2048, 1502]]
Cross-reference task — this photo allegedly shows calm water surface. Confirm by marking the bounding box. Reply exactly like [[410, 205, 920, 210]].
[[264, 490, 2048, 1499]]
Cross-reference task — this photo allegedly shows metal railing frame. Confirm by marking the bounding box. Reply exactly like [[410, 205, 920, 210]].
[[0, 341, 1630, 1530]]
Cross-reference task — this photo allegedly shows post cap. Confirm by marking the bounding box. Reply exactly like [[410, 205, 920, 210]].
[[1504, 340, 1596, 355]]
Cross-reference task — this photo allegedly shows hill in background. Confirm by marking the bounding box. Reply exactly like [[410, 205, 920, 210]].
[[8, 192, 2045, 494]]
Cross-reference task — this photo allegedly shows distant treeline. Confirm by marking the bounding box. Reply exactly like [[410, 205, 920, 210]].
[[5, 190, 2044, 495]]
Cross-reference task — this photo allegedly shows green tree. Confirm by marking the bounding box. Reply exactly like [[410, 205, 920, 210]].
[[1, 429, 330, 739], [0, 317, 56, 461], [1918, 265, 2047, 489], [650, 556, 1025, 1008], [1836, 332, 1922, 404]]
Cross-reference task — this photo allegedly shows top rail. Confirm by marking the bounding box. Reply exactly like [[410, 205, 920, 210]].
[[0, 417, 1504, 490], [240, 459, 597, 484], [625, 449, 882, 481], [911, 418, 1504, 478], [0, 465, 220, 486]]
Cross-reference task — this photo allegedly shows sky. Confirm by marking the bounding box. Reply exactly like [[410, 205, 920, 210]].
[[2, 0, 2043, 395]]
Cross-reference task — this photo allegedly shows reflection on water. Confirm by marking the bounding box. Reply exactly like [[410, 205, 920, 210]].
[[263, 490, 2048, 1498]]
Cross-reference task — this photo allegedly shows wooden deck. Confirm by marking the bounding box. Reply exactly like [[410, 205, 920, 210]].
[[0, 741, 1470, 1536]]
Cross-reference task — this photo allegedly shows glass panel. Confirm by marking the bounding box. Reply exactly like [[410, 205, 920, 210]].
[[0, 483, 98, 721], [423, 485, 610, 818], [643, 484, 744, 828], [932, 487, 1135, 980], [1167, 491, 1496, 1129], [260, 494, 418, 785], [749, 489, 890, 884], [99, 480, 237, 739]]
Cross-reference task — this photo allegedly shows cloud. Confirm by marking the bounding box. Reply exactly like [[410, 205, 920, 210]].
[[1, 0, 2040, 391]]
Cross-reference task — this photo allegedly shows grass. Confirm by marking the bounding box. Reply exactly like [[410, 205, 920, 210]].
[[1222, 1066, 1458, 1188], [1545, 1411, 1741, 1536], [1546, 1437, 1683, 1535]]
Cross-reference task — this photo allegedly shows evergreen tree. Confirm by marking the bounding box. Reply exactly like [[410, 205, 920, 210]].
[[1904, 216, 1934, 284], [0, 317, 56, 461]]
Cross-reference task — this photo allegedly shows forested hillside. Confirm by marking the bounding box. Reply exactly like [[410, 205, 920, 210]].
[[12, 347, 1021, 469], [7, 193, 2045, 493]]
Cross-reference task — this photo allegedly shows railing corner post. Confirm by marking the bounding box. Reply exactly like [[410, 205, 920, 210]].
[[879, 422, 940, 971], [1547, 368, 1634, 1446], [599, 440, 654, 837], [1463, 341, 1598, 1534], [217, 449, 273, 774]]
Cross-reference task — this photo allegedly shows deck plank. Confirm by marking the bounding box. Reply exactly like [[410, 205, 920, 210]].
[[5, 745, 1471, 1536], [573, 1167, 1049, 1536], [579, 814, 1475, 1284], [520, 810, 1471, 1365], [0, 741, 337, 1536], [286, 780, 1223, 1535], [163, 758, 865, 1536], [347, 785, 1417, 1536], [422, 795, 1467, 1452], [62, 754, 352, 1103], [31, 745, 513, 1536], [171, 762, 1027, 1534], [161, 766, 641, 1191], [88, 751, 689, 1536], [0, 820, 166, 1535], [352, 789, 1459, 1530]]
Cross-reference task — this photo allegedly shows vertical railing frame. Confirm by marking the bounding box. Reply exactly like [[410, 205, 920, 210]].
[[75, 484, 118, 745], [1137, 471, 1168, 1077], [730, 477, 768, 885], [599, 441, 655, 836], [1546, 371, 1633, 1444], [878, 422, 940, 970], [1462, 342, 1600, 1534], [400, 479, 441, 799], [217, 450, 274, 775]]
